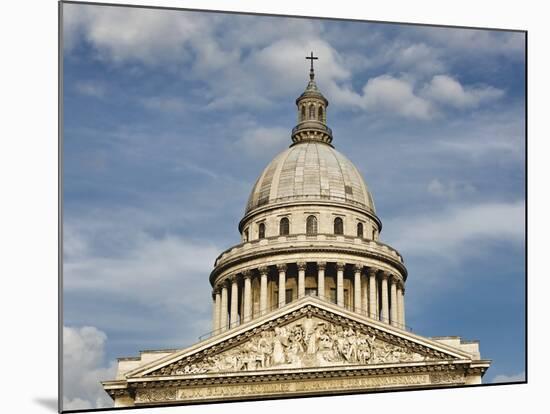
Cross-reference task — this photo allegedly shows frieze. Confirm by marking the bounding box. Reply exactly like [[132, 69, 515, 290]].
[[135, 373, 464, 403], [135, 388, 177, 403], [429, 372, 465, 384]]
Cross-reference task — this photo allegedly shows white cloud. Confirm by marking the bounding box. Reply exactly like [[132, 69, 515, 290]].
[[427, 178, 476, 199], [63, 325, 116, 410], [391, 43, 446, 75], [74, 80, 106, 98], [63, 3, 510, 122], [140, 96, 187, 113], [491, 371, 525, 383], [422, 74, 505, 109], [63, 4, 219, 66], [383, 200, 525, 259], [362, 75, 435, 120], [238, 126, 289, 157], [435, 106, 524, 159], [418, 28, 525, 58], [64, 227, 220, 314]]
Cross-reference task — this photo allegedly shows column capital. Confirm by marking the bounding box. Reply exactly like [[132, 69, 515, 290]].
[[230, 274, 240, 284], [297, 261, 307, 271], [277, 263, 288, 272], [242, 269, 253, 279], [317, 261, 327, 271], [213, 285, 221, 295], [258, 266, 269, 275], [353, 263, 363, 273], [221, 278, 230, 288], [367, 267, 378, 277], [380, 272, 389, 280], [336, 262, 346, 271]]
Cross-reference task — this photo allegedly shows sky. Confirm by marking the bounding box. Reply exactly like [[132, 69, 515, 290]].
[[61, 2, 526, 409]]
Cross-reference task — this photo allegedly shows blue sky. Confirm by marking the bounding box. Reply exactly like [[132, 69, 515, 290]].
[[61, 3, 525, 409]]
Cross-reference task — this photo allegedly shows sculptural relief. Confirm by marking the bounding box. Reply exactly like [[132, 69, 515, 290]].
[[166, 317, 425, 376]]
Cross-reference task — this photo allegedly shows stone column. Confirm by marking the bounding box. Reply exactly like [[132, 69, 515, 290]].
[[277, 263, 287, 307], [354, 264, 362, 313], [220, 281, 228, 332], [214, 288, 221, 333], [259, 266, 268, 315], [380, 273, 389, 324], [390, 276, 398, 327], [399, 284, 406, 327], [395, 283, 402, 328], [243, 270, 252, 324], [297, 261, 306, 299], [368, 268, 377, 319], [336, 262, 345, 307], [362, 273, 369, 316], [317, 262, 326, 300], [230, 275, 239, 328], [212, 293, 217, 331]]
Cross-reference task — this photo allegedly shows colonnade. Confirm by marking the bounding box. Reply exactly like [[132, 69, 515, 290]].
[[211, 261, 406, 335]]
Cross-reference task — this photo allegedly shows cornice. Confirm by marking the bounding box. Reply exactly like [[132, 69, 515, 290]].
[[210, 244, 408, 285]]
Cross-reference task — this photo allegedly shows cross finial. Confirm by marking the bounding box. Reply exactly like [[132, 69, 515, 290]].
[[306, 51, 318, 80]]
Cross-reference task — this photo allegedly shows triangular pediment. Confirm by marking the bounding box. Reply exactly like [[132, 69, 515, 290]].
[[126, 297, 473, 379]]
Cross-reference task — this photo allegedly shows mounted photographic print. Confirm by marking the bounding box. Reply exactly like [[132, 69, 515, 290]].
[[60, 1, 526, 411]]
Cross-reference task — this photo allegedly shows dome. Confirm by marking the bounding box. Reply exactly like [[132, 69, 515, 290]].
[[245, 141, 375, 215]]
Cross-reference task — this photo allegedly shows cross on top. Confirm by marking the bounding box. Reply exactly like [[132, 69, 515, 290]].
[[306, 52, 319, 79]]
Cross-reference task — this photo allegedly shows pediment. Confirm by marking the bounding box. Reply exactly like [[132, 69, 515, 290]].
[[127, 298, 472, 379]]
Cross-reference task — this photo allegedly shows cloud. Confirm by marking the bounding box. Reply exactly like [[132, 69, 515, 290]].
[[435, 106, 525, 160], [74, 80, 106, 98], [64, 226, 220, 314], [383, 200, 525, 259], [63, 3, 510, 122], [417, 27, 525, 58], [391, 42, 446, 75], [238, 127, 289, 157], [361, 75, 435, 120], [491, 371, 525, 383], [427, 178, 476, 199], [63, 4, 219, 66], [140, 96, 187, 113], [63, 325, 116, 410], [422, 75, 505, 109]]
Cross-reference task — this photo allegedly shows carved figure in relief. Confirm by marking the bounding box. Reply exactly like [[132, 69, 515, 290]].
[[257, 331, 273, 368], [272, 327, 288, 365]]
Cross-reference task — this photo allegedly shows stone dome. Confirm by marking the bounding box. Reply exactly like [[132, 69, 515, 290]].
[[245, 141, 376, 215]]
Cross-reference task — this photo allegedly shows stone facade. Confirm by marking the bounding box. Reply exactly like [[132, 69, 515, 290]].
[[102, 57, 490, 407]]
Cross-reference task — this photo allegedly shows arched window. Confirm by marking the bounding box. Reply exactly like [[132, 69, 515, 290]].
[[244, 228, 249, 242], [258, 223, 265, 239], [334, 217, 344, 235], [279, 217, 290, 236], [318, 106, 323, 121], [301, 106, 306, 121], [309, 104, 315, 119], [357, 222, 364, 238], [372, 229, 376, 240], [306, 215, 318, 235]]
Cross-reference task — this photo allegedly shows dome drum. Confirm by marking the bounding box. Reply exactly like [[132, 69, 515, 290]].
[[238, 203, 381, 242]]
